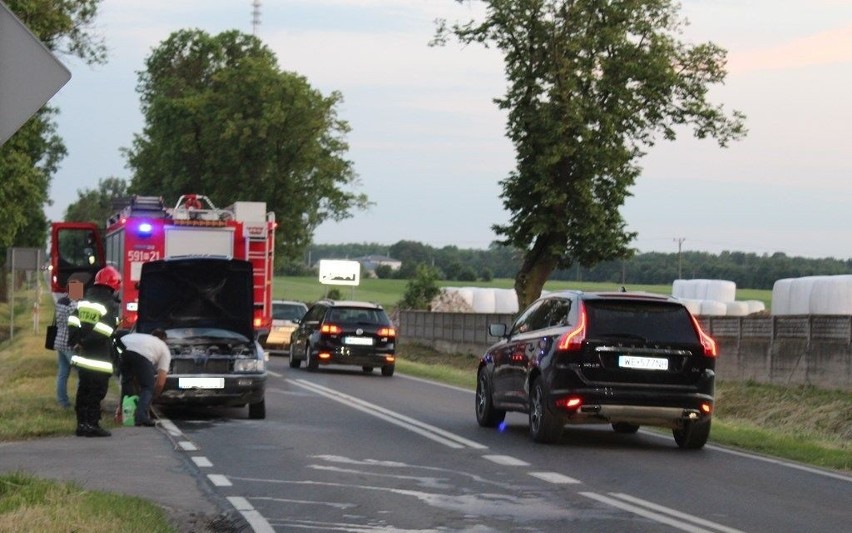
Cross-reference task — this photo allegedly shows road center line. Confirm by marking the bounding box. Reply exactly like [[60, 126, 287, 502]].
[[288, 378, 487, 450]]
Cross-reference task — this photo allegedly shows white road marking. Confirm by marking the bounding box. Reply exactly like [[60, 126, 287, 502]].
[[178, 441, 197, 451], [288, 378, 487, 450], [227, 496, 275, 533], [208, 474, 232, 487], [529, 471, 581, 484], [397, 373, 475, 394], [192, 456, 212, 468], [482, 454, 530, 466], [581, 491, 743, 533]]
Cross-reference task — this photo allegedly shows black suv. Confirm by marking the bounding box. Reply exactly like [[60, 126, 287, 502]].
[[289, 300, 397, 376], [476, 291, 717, 448]]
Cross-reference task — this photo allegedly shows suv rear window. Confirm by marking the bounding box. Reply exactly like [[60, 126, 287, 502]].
[[326, 307, 389, 325], [585, 300, 699, 345]]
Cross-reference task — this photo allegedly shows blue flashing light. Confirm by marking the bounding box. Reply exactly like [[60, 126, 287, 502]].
[[137, 222, 153, 236], [498, 421, 507, 433]]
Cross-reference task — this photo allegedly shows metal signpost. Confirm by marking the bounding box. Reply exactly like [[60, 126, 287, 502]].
[[6, 247, 43, 340]]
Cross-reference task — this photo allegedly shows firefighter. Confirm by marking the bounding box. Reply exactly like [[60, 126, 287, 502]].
[[68, 265, 121, 437]]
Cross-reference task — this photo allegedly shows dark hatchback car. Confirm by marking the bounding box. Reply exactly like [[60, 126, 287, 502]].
[[136, 258, 267, 419], [288, 300, 397, 376], [476, 291, 717, 448]]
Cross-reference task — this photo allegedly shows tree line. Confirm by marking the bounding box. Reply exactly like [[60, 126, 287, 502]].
[[300, 242, 852, 290]]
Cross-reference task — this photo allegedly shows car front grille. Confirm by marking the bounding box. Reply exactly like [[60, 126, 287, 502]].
[[171, 358, 231, 375]]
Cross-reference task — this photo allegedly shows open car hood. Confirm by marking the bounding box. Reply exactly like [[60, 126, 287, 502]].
[[136, 258, 254, 340]]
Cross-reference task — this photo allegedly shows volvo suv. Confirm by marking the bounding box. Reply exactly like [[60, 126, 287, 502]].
[[289, 300, 396, 376], [476, 291, 717, 448]]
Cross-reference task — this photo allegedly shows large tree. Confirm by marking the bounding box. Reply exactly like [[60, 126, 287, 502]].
[[435, 0, 746, 308], [126, 29, 369, 264], [0, 0, 106, 255], [64, 177, 129, 225]]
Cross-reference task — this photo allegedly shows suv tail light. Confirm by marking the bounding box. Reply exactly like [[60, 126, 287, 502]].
[[556, 303, 586, 352], [690, 314, 717, 357], [321, 324, 341, 334], [377, 327, 396, 337]]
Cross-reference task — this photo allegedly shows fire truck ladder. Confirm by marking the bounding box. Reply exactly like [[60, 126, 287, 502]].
[[245, 212, 275, 334]]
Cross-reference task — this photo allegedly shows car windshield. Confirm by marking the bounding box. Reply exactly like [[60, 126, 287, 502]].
[[327, 307, 389, 325], [584, 300, 699, 345], [163, 327, 250, 343], [273, 303, 307, 321]]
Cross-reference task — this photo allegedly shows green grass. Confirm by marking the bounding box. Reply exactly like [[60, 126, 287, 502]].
[[274, 276, 773, 309]]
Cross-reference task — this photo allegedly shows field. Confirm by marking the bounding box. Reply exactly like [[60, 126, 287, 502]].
[[273, 276, 773, 309]]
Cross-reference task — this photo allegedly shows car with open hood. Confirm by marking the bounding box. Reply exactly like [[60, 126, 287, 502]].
[[136, 257, 267, 419]]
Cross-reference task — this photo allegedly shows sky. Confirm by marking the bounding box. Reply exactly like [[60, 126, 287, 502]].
[[44, 0, 852, 260]]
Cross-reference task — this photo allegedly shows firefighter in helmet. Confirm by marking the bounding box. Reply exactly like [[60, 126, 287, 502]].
[[67, 265, 121, 437]]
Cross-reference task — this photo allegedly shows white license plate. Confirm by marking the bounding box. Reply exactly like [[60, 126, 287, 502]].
[[618, 356, 669, 371], [344, 336, 374, 346], [178, 377, 225, 389]]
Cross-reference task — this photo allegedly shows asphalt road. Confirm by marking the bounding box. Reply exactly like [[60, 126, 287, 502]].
[[160, 357, 852, 532]]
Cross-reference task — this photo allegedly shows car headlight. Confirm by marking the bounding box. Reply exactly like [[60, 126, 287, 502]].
[[234, 359, 265, 373]]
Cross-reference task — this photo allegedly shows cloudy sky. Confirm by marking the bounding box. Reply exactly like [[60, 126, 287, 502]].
[[46, 0, 852, 259]]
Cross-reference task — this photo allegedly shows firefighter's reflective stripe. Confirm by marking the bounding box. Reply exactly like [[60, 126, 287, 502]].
[[93, 322, 114, 337], [77, 301, 108, 316], [70, 355, 113, 374], [68, 316, 82, 328]]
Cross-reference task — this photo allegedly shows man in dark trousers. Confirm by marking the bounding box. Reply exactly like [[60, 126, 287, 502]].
[[115, 328, 171, 426], [68, 266, 122, 437]]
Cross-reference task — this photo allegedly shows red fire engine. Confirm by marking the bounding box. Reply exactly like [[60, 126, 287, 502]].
[[49, 194, 276, 338]]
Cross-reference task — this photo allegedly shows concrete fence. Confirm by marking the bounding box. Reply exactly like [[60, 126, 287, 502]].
[[398, 311, 852, 391]]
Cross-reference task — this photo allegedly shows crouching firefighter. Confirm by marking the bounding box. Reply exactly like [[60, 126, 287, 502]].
[[67, 266, 122, 437]]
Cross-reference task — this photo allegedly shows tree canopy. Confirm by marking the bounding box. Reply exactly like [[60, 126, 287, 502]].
[[125, 29, 369, 264], [0, 0, 105, 258], [435, 0, 746, 308], [64, 177, 129, 225]]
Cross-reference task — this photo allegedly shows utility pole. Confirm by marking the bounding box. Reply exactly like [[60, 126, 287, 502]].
[[251, 0, 261, 36], [674, 237, 686, 279]]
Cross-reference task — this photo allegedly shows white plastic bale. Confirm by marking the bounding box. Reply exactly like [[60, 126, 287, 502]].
[[672, 279, 691, 299], [745, 300, 766, 314], [456, 287, 475, 309], [675, 298, 702, 316], [788, 277, 825, 315], [494, 289, 519, 314], [809, 275, 852, 315], [771, 278, 794, 315], [471, 287, 497, 313], [699, 300, 727, 316], [725, 301, 749, 317], [704, 280, 737, 303]]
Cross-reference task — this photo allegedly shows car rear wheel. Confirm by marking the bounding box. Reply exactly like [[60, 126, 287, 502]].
[[362, 366, 374, 373], [248, 398, 266, 420], [475, 369, 506, 428], [306, 345, 318, 371], [612, 422, 640, 434], [381, 364, 395, 377], [289, 348, 301, 369], [529, 378, 562, 443], [673, 418, 711, 449]]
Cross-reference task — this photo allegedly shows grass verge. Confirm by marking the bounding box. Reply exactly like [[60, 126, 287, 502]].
[[397, 342, 851, 472]]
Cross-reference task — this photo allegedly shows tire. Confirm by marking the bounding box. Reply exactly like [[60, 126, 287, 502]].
[[362, 366, 374, 373], [673, 418, 711, 449], [306, 345, 318, 371], [289, 348, 301, 369], [475, 369, 506, 427], [381, 364, 395, 377], [529, 378, 562, 443], [248, 398, 266, 420], [612, 422, 640, 434]]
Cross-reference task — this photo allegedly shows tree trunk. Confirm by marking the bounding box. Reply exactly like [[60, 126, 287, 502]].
[[514, 238, 560, 310]]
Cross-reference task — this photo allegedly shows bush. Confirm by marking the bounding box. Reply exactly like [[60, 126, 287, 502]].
[[399, 264, 441, 309]]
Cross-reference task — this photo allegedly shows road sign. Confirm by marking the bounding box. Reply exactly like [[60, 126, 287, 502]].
[[0, 1, 72, 145], [318, 259, 361, 286]]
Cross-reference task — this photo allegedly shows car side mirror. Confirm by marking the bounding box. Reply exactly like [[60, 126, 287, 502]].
[[488, 323, 508, 338]]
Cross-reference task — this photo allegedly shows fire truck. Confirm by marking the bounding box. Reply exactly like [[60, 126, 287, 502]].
[[49, 194, 276, 339]]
